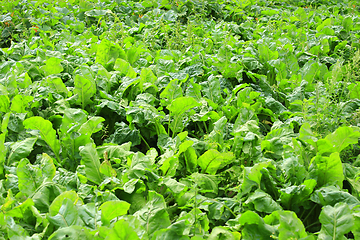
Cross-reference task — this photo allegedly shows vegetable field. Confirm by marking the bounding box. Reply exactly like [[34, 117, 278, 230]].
[[1, 0, 360, 239]]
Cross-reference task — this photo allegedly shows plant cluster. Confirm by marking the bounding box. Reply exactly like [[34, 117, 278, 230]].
[[1, 0, 360, 239]]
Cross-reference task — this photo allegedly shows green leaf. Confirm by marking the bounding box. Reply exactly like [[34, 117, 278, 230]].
[[48, 198, 79, 227], [134, 191, 171, 238], [48, 226, 93, 240], [279, 179, 317, 211], [244, 189, 282, 214], [7, 136, 37, 165], [17, 158, 43, 197], [309, 152, 344, 188], [299, 122, 317, 147], [317, 126, 360, 154], [190, 172, 218, 197], [167, 96, 200, 115], [0, 95, 10, 112], [184, 146, 197, 173], [78, 116, 105, 135], [208, 226, 236, 240], [114, 58, 137, 78], [10, 95, 33, 113], [200, 75, 223, 106], [60, 108, 88, 133], [264, 211, 308, 240], [105, 219, 140, 240], [160, 79, 183, 106], [0, 133, 7, 177], [238, 211, 275, 240], [318, 202, 354, 240], [99, 200, 130, 226], [47, 76, 69, 97], [41, 57, 64, 76], [107, 122, 141, 146], [139, 68, 157, 92], [6, 198, 34, 218], [40, 153, 56, 180], [23, 116, 60, 162], [100, 160, 117, 178], [79, 143, 103, 185], [311, 186, 360, 208], [198, 149, 234, 175], [95, 39, 126, 71], [258, 44, 278, 63], [241, 161, 273, 196], [49, 191, 80, 216], [74, 74, 96, 109], [348, 83, 360, 99]]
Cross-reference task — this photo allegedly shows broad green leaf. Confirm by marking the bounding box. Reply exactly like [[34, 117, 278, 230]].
[[317, 126, 360, 154], [238, 211, 275, 240], [127, 45, 141, 66], [78, 203, 101, 229], [60, 108, 88, 133], [40, 153, 56, 180], [342, 16, 353, 32], [348, 83, 360, 99], [139, 68, 157, 92], [114, 58, 137, 78], [184, 146, 197, 173], [17, 158, 43, 197], [0, 95, 10, 112], [48, 226, 93, 240], [49, 191, 80, 216], [100, 160, 117, 177], [208, 226, 236, 240], [167, 96, 200, 115], [159, 155, 179, 177], [79, 143, 103, 185], [105, 219, 140, 240], [318, 202, 354, 240], [7, 136, 37, 165], [32, 183, 66, 213], [191, 172, 218, 197], [85, 9, 107, 17], [74, 74, 96, 109], [96, 142, 133, 160], [107, 122, 141, 146], [23, 116, 60, 162], [258, 44, 278, 63], [200, 75, 223, 105], [353, 210, 360, 240], [6, 198, 34, 218], [299, 122, 317, 147], [41, 57, 64, 76], [264, 211, 308, 240], [95, 39, 126, 70], [99, 200, 130, 226], [241, 161, 273, 196], [134, 191, 171, 238], [311, 186, 360, 208], [48, 198, 79, 227], [279, 179, 317, 211], [47, 77, 69, 97], [78, 116, 105, 135], [244, 189, 282, 214], [309, 152, 344, 188], [10, 95, 33, 113], [198, 149, 234, 175], [160, 79, 183, 106]]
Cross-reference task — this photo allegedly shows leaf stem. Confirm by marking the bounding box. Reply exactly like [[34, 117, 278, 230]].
[[140, 134, 150, 151]]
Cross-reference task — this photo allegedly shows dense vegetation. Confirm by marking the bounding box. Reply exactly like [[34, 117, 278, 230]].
[[1, 0, 360, 239]]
